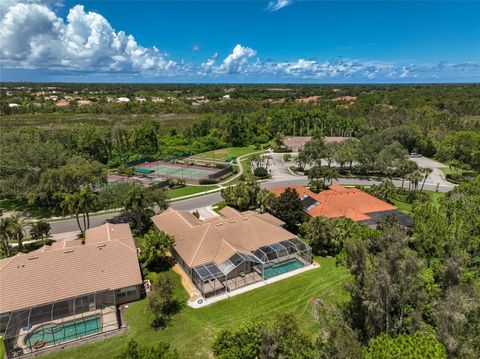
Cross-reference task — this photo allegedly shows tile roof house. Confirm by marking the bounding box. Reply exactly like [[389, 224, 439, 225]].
[[152, 207, 312, 299], [270, 184, 412, 227], [0, 223, 143, 357]]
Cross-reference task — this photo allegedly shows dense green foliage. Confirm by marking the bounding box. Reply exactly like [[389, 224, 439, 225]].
[[269, 188, 305, 233], [118, 338, 179, 359], [213, 313, 315, 359], [363, 332, 446, 359], [2, 84, 479, 214]]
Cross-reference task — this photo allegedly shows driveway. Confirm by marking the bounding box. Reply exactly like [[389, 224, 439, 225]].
[[410, 156, 454, 189]]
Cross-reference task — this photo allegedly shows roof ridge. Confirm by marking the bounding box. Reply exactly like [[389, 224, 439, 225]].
[[188, 222, 212, 267], [0, 255, 19, 270], [106, 223, 112, 241], [114, 237, 138, 253]]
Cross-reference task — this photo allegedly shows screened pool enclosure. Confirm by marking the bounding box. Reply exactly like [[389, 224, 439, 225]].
[[191, 238, 312, 298], [0, 290, 120, 358]]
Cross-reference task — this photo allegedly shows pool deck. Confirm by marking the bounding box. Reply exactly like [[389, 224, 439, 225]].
[[188, 260, 319, 308], [17, 306, 117, 355]]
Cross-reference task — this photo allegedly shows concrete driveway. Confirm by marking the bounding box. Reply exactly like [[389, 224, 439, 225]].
[[410, 156, 454, 189]]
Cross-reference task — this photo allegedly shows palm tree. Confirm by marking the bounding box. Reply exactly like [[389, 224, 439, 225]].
[[60, 185, 97, 236], [420, 168, 433, 192], [0, 218, 11, 257], [7, 216, 29, 251], [77, 185, 98, 231], [407, 170, 424, 191], [397, 159, 418, 189], [139, 230, 174, 272], [378, 179, 396, 200], [124, 186, 151, 230], [61, 193, 83, 235], [324, 167, 339, 185]]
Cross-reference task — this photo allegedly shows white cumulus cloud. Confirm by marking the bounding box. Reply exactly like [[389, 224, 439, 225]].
[[219, 44, 257, 74], [0, 2, 178, 75], [200, 52, 218, 74]]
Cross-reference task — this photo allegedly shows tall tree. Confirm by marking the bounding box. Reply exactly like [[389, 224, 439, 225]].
[[270, 188, 305, 233], [124, 185, 168, 232], [139, 230, 174, 273], [0, 218, 11, 257], [147, 272, 176, 329], [420, 167, 433, 192]]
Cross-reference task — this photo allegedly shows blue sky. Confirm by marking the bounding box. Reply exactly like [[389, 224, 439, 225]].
[[1, 0, 479, 83]]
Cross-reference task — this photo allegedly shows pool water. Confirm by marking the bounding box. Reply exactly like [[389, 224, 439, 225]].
[[263, 258, 305, 280], [25, 315, 101, 347]]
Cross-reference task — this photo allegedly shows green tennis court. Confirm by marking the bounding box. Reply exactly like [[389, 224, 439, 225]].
[[144, 163, 214, 179]]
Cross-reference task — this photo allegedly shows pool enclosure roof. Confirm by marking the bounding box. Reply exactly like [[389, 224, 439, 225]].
[[192, 238, 310, 281]]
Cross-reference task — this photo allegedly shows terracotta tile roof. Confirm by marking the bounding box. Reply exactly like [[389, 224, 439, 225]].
[[151, 207, 295, 267], [0, 224, 142, 314], [270, 184, 397, 222]]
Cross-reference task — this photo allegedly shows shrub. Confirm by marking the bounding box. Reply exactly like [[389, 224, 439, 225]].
[[199, 178, 218, 185], [363, 332, 446, 359], [254, 167, 269, 178]]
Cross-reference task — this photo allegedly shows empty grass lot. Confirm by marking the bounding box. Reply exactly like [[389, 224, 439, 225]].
[[191, 146, 258, 161], [45, 257, 351, 359]]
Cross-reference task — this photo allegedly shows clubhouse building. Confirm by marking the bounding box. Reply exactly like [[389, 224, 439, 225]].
[[271, 184, 412, 227], [0, 223, 143, 358], [152, 207, 312, 300]]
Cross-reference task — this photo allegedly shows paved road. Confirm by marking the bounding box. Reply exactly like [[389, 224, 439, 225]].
[[49, 177, 453, 234], [49, 153, 455, 234]]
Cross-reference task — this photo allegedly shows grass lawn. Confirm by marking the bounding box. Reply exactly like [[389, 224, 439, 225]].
[[0, 198, 55, 219], [241, 158, 252, 175], [389, 198, 414, 215], [192, 146, 258, 161], [389, 190, 446, 215], [166, 185, 218, 199], [440, 166, 462, 176], [45, 257, 350, 359]]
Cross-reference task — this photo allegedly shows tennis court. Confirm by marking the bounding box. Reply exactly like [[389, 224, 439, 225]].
[[134, 160, 220, 182]]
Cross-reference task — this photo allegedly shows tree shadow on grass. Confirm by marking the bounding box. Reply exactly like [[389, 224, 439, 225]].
[[151, 299, 184, 330]]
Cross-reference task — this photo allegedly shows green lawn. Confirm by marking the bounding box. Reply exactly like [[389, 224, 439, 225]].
[[389, 198, 414, 215], [0, 198, 55, 219], [241, 158, 252, 175], [440, 166, 462, 176], [166, 185, 218, 199], [389, 190, 446, 215], [192, 146, 258, 161], [45, 258, 350, 359]]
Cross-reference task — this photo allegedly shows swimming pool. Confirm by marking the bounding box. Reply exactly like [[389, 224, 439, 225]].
[[24, 315, 101, 347], [263, 258, 305, 280]]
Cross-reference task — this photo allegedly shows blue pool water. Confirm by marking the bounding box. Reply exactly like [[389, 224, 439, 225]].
[[25, 315, 101, 347], [263, 258, 305, 280]]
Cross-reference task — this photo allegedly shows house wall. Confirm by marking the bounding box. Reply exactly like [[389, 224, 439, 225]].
[[172, 248, 192, 278]]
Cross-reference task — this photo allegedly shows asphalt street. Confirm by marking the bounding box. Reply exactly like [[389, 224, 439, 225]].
[[49, 176, 453, 234]]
